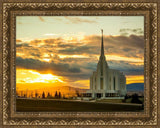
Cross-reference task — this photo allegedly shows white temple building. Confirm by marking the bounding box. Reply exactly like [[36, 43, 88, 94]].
[[85, 30, 126, 99]]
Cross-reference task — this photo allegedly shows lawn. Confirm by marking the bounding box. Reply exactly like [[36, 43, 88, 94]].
[[96, 99, 123, 103], [96, 98, 144, 104], [16, 98, 144, 112]]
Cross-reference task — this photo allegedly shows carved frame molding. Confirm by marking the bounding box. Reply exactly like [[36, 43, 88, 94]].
[[1, 1, 158, 126]]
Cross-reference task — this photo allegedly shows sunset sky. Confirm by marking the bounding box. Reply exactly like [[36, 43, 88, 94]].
[[16, 16, 144, 92]]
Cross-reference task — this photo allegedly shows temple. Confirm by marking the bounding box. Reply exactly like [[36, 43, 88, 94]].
[[86, 30, 126, 99]]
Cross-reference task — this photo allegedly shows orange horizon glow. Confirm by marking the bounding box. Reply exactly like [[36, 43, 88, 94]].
[[16, 69, 144, 98], [126, 75, 144, 84], [16, 69, 144, 91]]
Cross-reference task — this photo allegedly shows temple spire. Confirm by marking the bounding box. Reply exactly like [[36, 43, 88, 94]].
[[101, 29, 104, 57]]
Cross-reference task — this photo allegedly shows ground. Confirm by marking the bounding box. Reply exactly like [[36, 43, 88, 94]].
[[96, 97, 144, 103], [16, 98, 143, 112]]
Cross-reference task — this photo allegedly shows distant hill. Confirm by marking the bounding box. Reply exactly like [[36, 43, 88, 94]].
[[126, 83, 144, 91]]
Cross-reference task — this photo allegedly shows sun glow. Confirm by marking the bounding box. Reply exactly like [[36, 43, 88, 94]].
[[42, 58, 51, 62], [16, 52, 25, 56], [17, 69, 64, 84]]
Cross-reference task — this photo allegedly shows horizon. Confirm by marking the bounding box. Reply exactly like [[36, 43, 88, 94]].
[[16, 16, 144, 94], [16, 83, 144, 98]]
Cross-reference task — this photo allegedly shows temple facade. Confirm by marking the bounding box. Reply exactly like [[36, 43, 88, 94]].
[[86, 30, 126, 99]]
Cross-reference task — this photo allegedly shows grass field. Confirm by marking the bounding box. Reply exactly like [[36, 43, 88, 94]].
[[16, 98, 144, 112], [96, 98, 144, 104], [96, 99, 123, 103]]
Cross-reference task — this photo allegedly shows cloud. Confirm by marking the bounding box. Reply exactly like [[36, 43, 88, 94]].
[[58, 45, 97, 55], [16, 43, 31, 48], [16, 34, 144, 60], [68, 67, 81, 73], [16, 56, 144, 82], [83, 34, 144, 58], [16, 39, 23, 43], [30, 53, 41, 57], [108, 60, 144, 76], [119, 28, 144, 36], [16, 57, 84, 83], [64, 16, 97, 24], [38, 16, 45, 22], [16, 57, 81, 73], [16, 34, 144, 82]]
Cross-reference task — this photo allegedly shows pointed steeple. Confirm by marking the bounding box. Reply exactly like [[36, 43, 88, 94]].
[[101, 29, 104, 57]]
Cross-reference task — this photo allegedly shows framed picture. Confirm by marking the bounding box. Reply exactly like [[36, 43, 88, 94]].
[[0, 0, 160, 127], [15, 16, 145, 112]]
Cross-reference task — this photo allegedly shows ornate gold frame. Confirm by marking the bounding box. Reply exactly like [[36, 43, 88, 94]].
[[0, 0, 159, 127]]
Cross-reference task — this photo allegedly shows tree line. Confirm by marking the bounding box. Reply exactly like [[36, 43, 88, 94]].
[[16, 90, 68, 99]]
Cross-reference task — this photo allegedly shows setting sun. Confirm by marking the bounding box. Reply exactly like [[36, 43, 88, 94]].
[[17, 69, 64, 84]]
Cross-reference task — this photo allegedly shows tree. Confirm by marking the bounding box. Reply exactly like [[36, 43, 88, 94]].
[[55, 91, 58, 98], [59, 92, 61, 98], [47, 92, 53, 99], [35, 91, 38, 98], [42, 92, 45, 98], [47, 92, 50, 98], [122, 94, 128, 103], [125, 94, 129, 100], [131, 93, 142, 104]]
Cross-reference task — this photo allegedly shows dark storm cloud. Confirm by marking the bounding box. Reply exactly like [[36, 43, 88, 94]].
[[84, 63, 97, 71], [68, 67, 81, 73], [16, 57, 81, 75], [78, 60, 144, 77], [108, 61, 144, 75], [16, 57, 92, 81]]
